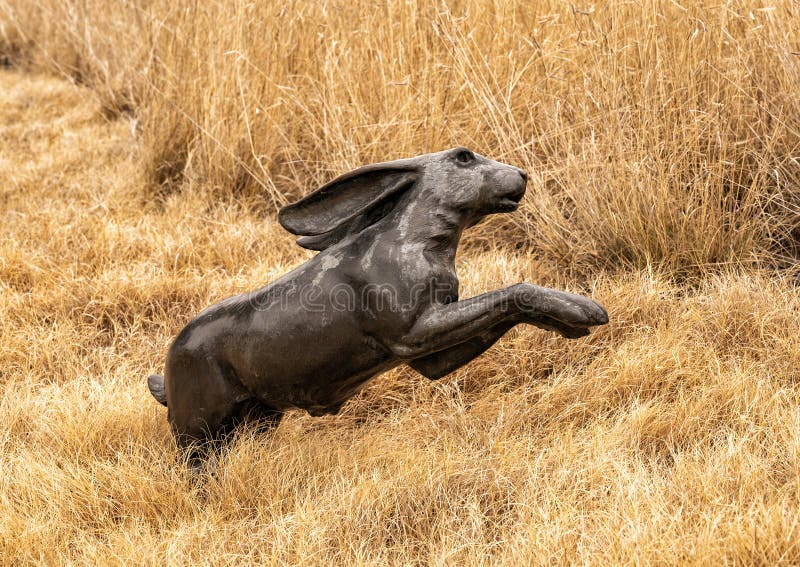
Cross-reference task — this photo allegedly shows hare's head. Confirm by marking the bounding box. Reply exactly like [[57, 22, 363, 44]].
[[415, 147, 527, 216], [278, 147, 527, 250]]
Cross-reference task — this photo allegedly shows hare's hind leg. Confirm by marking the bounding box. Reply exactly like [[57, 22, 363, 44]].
[[164, 350, 279, 467]]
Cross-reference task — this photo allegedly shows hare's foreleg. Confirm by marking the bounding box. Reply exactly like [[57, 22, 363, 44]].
[[408, 319, 520, 380], [386, 284, 607, 362]]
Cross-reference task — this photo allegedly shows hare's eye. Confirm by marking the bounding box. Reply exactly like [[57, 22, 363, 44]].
[[455, 150, 475, 164]]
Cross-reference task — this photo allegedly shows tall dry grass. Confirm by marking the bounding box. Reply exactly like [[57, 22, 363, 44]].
[[2, 0, 800, 564], [3, 0, 799, 274]]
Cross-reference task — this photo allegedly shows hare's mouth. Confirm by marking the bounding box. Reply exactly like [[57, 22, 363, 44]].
[[496, 188, 525, 211]]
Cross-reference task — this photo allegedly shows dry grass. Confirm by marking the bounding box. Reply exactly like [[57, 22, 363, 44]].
[[1, 0, 800, 564]]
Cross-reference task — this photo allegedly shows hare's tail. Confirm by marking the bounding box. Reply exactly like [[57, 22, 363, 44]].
[[147, 374, 168, 406]]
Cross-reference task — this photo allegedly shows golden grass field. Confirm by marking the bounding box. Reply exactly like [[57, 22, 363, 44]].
[[2, 0, 800, 564]]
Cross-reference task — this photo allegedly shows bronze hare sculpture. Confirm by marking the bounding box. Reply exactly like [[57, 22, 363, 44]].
[[148, 147, 608, 461]]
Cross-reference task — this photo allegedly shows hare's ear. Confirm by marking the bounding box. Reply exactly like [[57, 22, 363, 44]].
[[278, 160, 419, 237]]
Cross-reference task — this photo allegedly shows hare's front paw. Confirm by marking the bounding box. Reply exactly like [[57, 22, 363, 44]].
[[515, 284, 608, 338]]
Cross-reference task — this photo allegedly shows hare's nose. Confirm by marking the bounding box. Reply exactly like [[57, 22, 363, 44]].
[[517, 169, 528, 183]]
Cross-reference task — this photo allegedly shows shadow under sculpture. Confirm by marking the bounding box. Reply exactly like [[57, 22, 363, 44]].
[[147, 147, 609, 463]]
